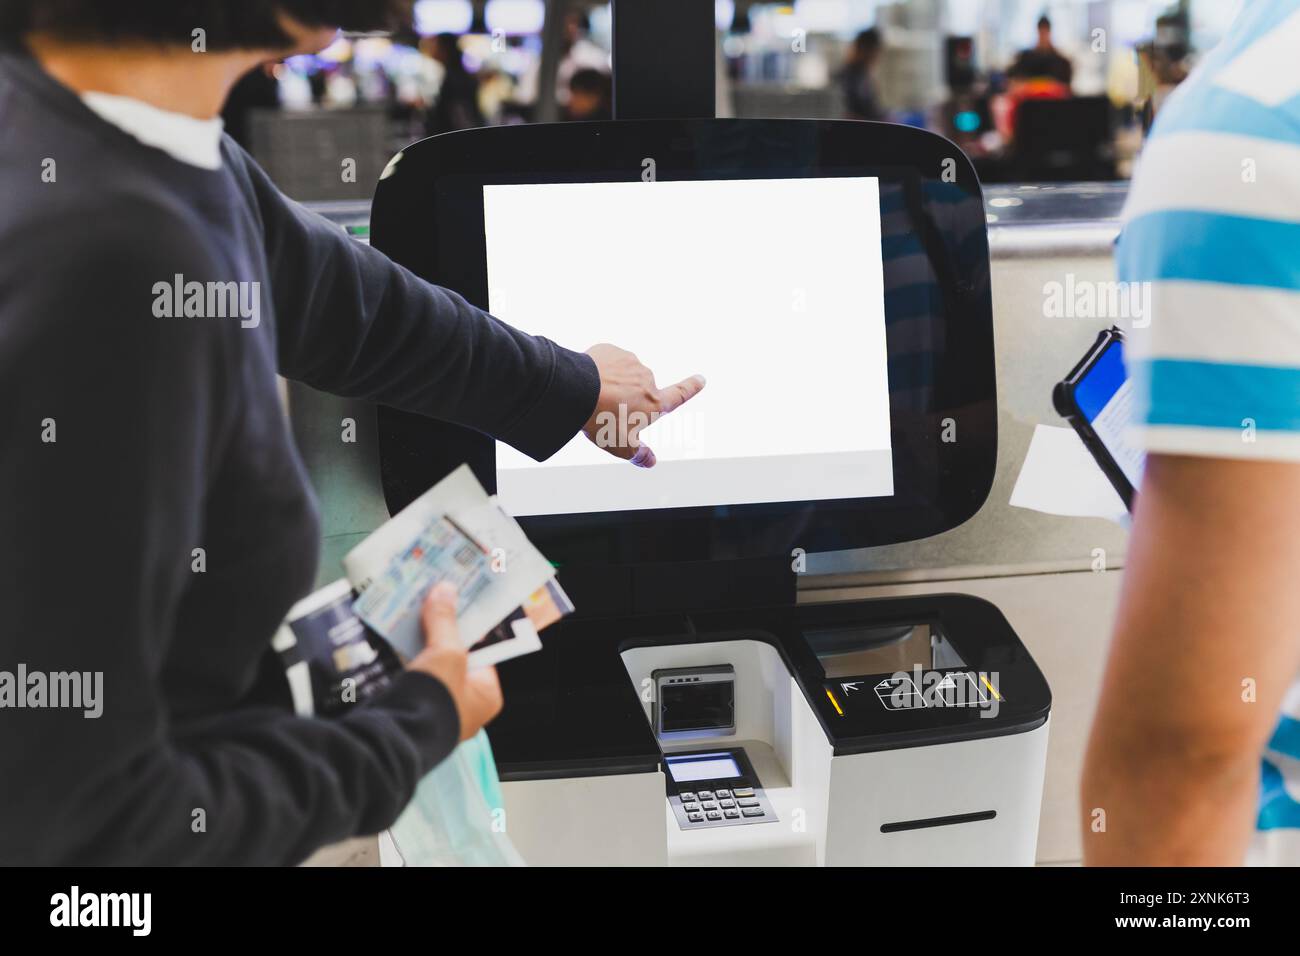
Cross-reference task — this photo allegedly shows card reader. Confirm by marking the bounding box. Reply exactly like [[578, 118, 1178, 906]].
[[653, 665, 736, 738]]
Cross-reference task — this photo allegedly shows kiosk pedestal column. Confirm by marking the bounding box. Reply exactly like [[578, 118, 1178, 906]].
[[611, 0, 716, 120]]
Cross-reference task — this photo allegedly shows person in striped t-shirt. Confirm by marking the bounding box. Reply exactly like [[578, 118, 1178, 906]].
[[1082, 0, 1300, 865]]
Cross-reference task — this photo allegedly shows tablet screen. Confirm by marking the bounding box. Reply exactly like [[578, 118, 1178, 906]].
[[1075, 337, 1145, 491]]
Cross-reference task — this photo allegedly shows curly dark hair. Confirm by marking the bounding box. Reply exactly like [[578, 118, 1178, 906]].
[[0, 0, 414, 50]]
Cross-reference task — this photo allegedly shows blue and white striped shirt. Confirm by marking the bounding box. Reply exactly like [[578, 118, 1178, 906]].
[[1117, 0, 1300, 862]]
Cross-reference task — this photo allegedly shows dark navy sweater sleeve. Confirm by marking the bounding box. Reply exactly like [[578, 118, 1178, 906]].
[[224, 140, 601, 461], [0, 209, 460, 866]]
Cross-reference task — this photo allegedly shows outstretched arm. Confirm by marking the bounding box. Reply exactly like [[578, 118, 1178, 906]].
[[228, 140, 600, 461]]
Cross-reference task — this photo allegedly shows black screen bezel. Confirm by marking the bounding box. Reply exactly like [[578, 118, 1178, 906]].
[[371, 118, 997, 566]]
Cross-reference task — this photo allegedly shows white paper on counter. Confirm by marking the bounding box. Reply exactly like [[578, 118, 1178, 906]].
[[1010, 424, 1128, 524]]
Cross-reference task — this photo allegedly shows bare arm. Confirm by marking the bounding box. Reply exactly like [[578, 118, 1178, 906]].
[[1081, 454, 1300, 864]]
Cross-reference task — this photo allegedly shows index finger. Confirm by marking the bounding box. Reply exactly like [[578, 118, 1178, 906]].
[[655, 374, 707, 415]]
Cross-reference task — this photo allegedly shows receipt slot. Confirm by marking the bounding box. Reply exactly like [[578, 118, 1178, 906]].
[[368, 104, 1050, 864]]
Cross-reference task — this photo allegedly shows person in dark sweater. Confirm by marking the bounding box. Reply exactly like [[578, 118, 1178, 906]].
[[0, 0, 704, 865]]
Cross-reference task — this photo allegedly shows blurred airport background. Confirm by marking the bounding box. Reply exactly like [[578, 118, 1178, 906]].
[[222, 0, 1241, 201]]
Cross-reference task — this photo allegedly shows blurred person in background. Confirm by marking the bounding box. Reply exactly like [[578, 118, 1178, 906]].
[[1135, 24, 1191, 132], [996, 15, 1074, 143], [841, 27, 886, 122], [222, 61, 279, 150], [556, 9, 608, 109], [424, 31, 482, 134], [321, 59, 358, 108], [1010, 14, 1073, 87], [564, 66, 611, 122]]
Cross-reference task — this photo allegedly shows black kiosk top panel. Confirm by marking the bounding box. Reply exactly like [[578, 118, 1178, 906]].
[[371, 119, 997, 570], [479, 593, 1051, 779]]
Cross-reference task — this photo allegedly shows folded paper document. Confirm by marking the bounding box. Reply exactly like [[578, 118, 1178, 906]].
[[273, 465, 572, 716], [344, 464, 570, 665]]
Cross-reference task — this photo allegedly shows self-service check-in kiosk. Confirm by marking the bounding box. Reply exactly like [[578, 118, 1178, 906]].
[[369, 3, 1049, 867]]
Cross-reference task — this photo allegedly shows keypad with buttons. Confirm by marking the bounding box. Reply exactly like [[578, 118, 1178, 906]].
[[667, 749, 776, 831]]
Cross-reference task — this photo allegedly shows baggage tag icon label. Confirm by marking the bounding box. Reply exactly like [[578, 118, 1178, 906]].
[[874, 676, 927, 711]]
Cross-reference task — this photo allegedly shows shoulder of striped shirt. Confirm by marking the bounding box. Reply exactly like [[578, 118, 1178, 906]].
[[1125, 3, 1300, 226], [1131, 3, 1300, 159], [1116, 1, 1300, 464]]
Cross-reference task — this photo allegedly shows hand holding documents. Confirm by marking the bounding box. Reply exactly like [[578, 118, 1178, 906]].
[[344, 464, 572, 667], [273, 465, 572, 717]]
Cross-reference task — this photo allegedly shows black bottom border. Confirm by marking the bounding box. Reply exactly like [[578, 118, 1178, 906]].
[[2, 865, 1287, 939]]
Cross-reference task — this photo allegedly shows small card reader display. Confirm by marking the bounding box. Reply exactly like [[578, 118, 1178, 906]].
[[665, 747, 776, 830], [654, 665, 736, 738]]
